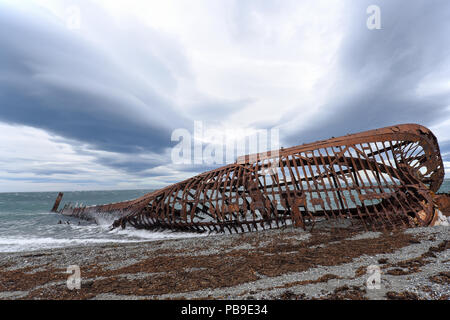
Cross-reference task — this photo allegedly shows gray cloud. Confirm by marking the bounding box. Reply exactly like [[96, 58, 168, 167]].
[[283, 0, 450, 145], [0, 0, 448, 191], [0, 2, 188, 157]]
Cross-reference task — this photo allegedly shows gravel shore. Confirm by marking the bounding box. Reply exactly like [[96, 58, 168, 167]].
[[0, 220, 448, 300]]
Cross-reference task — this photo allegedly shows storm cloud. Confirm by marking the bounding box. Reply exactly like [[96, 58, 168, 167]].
[[283, 0, 450, 147], [0, 0, 449, 192], [0, 2, 189, 156]]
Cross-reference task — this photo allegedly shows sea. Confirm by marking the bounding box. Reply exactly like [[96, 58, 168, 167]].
[[1, 180, 449, 253], [0, 189, 205, 253]]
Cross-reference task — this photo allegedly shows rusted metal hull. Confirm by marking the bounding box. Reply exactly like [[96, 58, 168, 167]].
[[52, 124, 447, 233]]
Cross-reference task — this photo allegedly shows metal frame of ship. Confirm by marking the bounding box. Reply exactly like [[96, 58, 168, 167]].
[[51, 123, 449, 233]]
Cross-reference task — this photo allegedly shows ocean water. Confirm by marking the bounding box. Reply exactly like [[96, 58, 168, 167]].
[[0, 190, 205, 253], [439, 179, 450, 194], [0, 181, 449, 253]]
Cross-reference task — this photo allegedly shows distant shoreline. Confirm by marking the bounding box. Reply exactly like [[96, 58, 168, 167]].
[[0, 188, 156, 195], [1, 178, 450, 194]]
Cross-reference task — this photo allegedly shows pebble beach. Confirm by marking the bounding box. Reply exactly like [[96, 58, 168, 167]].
[[1, 220, 448, 300]]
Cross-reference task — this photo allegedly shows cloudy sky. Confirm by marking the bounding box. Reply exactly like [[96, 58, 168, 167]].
[[0, 0, 449, 192]]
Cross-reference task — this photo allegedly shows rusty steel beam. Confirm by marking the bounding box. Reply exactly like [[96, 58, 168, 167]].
[[51, 192, 64, 212], [52, 123, 447, 233]]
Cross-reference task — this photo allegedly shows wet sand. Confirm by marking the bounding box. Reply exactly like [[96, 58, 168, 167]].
[[0, 221, 448, 300]]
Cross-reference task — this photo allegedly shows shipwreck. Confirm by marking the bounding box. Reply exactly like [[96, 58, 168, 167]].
[[52, 123, 450, 233]]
